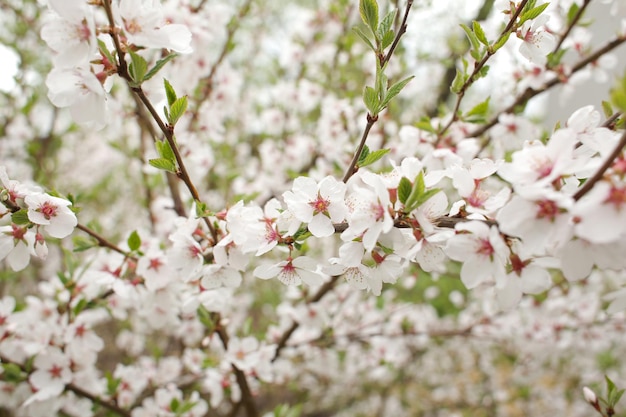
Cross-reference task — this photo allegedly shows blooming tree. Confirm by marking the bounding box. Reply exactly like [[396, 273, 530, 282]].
[[1, 0, 626, 416]]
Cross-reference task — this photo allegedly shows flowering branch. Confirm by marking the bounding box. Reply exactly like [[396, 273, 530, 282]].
[[573, 128, 626, 201], [550, 0, 592, 56], [436, 0, 529, 143], [471, 35, 626, 139]]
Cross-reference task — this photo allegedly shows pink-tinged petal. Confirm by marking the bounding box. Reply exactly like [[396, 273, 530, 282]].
[[291, 256, 318, 270]]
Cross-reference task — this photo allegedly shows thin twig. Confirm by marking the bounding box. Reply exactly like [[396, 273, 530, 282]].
[[550, 0, 592, 56], [77, 223, 135, 260], [471, 35, 626, 139], [436, 0, 529, 143], [573, 129, 626, 201]]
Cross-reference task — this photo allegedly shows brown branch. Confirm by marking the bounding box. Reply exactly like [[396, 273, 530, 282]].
[[76, 223, 136, 260], [436, 0, 529, 143], [550, 0, 592, 56], [573, 128, 626, 201], [342, 114, 377, 183], [381, 0, 413, 68], [470, 35, 626, 139]]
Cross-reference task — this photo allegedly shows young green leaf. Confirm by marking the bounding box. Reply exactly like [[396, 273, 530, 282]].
[[472, 21, 488, 46], [404, 172, 426, 211], [415, 119, 437, 134], [376, 9, 396, 43], [381, 30, 395, 49], [359, 0, 379, 35], [353, 26, 376, 52], [127, 230, 141, 252], [168, 96, 188, 126], [465, 96, 490, 122], [163, 78, 177, 107], [601, 101, 614, 119], [358, 144, 371, 164], [460, 23, 480, 53], [491, 32, 511, 53], [450, 68, 465, 94], [149, 158, 177, 173], [397, 177, 412, 205], [128, 50, 148, 85], [144, 53, 178, 82], [380, 75, 414, 110], [519, 3, 550, 25], [363, 86, 379, 114], [11, 209, 29, 225], [156, 140, 175, 161], [360, 148, 389, 167]]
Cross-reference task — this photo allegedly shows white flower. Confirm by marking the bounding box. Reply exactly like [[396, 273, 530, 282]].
[[24, 193, 77, 239], [0, 224, 35, 271], [283, 176, 347, 238], [254, 256, 324, 286], [517, 14, 556, 65], [46, 66, 108, 129], [444, 221, 508, 289], [25, 347, 72, 405], [40, 0, 97, 67], [114, 0, 192, 53]]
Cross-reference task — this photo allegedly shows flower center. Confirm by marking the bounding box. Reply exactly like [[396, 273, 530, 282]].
[[476, 238, 494, 257], [605, 186, 626, 210], [309, 195, 330, 214], [40, 201, 58, 220], [536, 199, 559, 221]]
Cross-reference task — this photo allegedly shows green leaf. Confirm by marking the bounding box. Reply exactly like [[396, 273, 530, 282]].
[[601, 101, 614, 119], [415, 119, 436, 133], [380, 75, 414, 109], [360, 148, 390, 167], [358, 144, 371, 164], [491, 32, 511, 53], [163, 78, 177, 107], [127, 230, 141, 252], [128, 50, 148, 85], [460, 23, 480, 52], [11, 209, 29, 225], [352, 26, 376, 51], [465, 96, 490, 122], [472, 21, 488, 46], [144, 53, 178, 82], [169, 96, 188, 126], [97, 39, 116, 67], [149, 158, 177, 173], [363, 86, 379, 114], [375, 64, 387, 102], [415, 188, 441, 208], [566, 3, 580, 25], [197, 305, 216, 331], [397, 177, 412, 205], [156, 140, 175, 161], [405, 172, 426, 211], [381, 30, 395, 49], [72, 235, 97, 252], [376, 9, 396, 43], [519, 3, 550, 24], [359, 0, 379, 35], [611, 71, 626, 113], [450, 68, 465, 94]]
